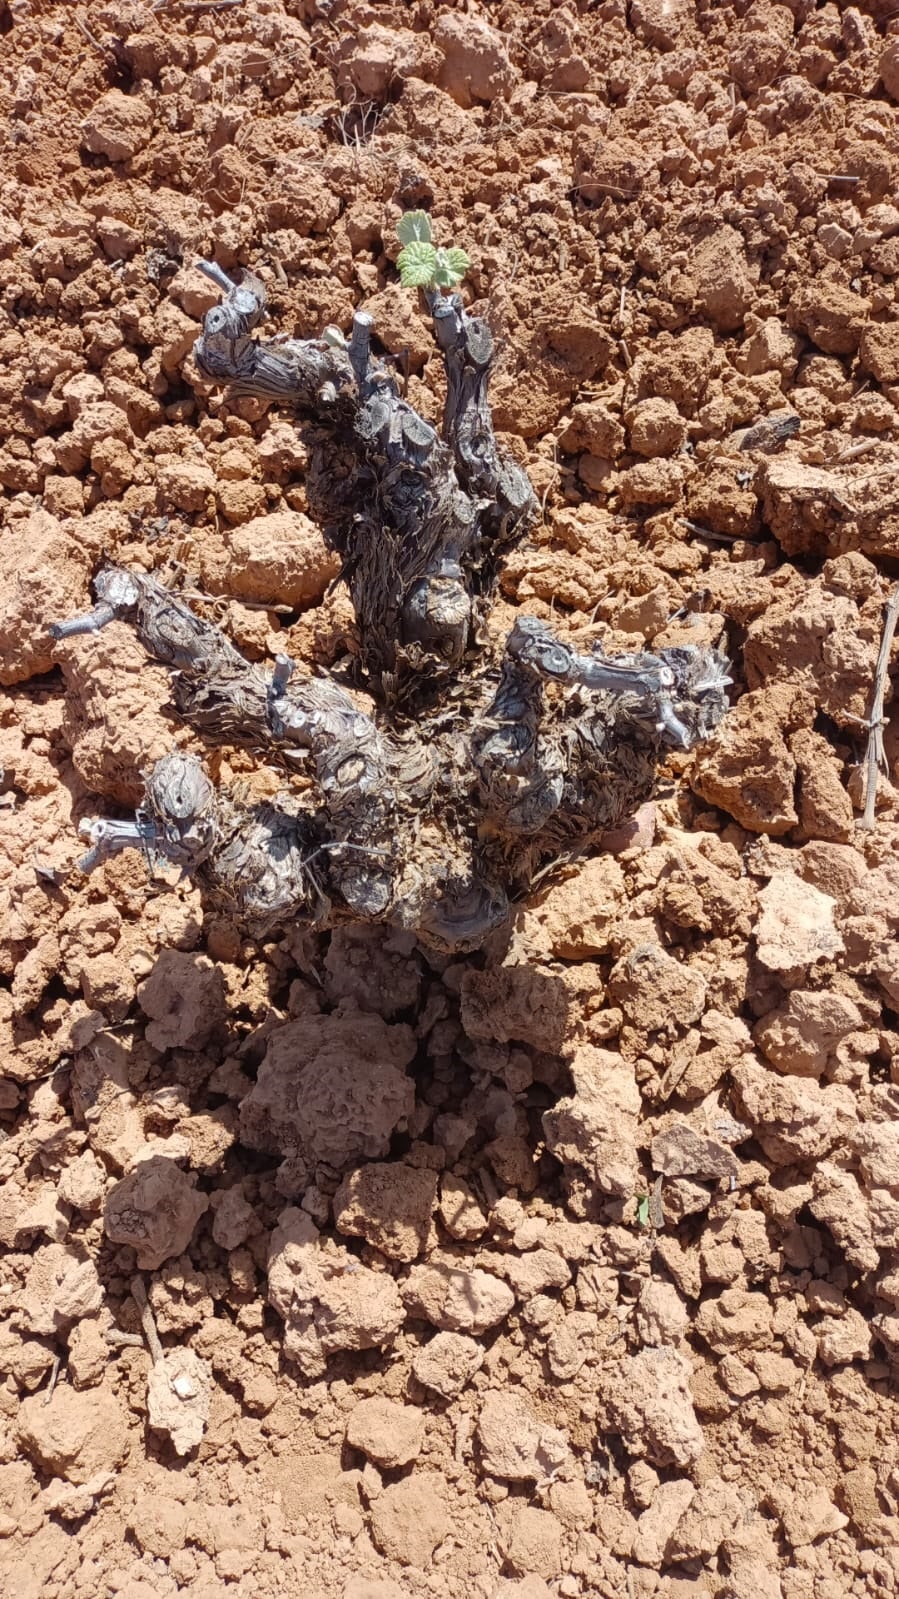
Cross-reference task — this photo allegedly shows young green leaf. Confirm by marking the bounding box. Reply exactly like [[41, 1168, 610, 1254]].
[[397, 240, 439, 287], [396, 210, 433, 246], [432, 246, 471, 289], [443, 246, 471, 278], [636, 1194, 651, 1228]]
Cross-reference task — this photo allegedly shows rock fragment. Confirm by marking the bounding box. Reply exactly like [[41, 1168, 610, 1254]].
[[692, 689, 798, 834], [267, 1207, 405, 1376], [0, 1328, 55, 1392], [334, 1163, 438, 1262], [731, 1064, 856, 1165], [791, 280, 869, 355], [147, 1348, 213, 1456], [666, 1475, 746, 1563], [595, 1348, 704, 1467], [127, 1494, 190, 1557], [68, 1318, 111, 1390], [0, 510, 92, 685], [369, 1472, 449, 1568], [16, 1245, 104, 1336], [871, 942, 899, 1006], [651, 1120, 739, 1181], [632, 1478, 695, 1565], [634, 1280, 689, 1347], [543, 1044, 640, 1196], [198, 509, 342, 609], [42, 1472, 115, 1525], [497, 1248, 571, 1301], [323, 925, 422, 1016], [630, 0, 693, 50], [104, 1156, 209, 1270], [771, 1485, 847, 1548], [209, 1186, 255, 1250], [608, 943, 707, 1034], [815, 1308, 872, 1367], [57, 1150, 106, 1213], [346, 1397, 424, 1468], [755, 991, 863, 1076], [460, 964, 569, 1053], [334, 22, 439, 99], [689, 224, 754, 332], [402, 1262, 514, 1335], [755, 871, 844, 974], [155, 458, 215, 512], [240, 1015, 416, 1172], [17, 1383, 128, 1484], [626, 396, 686, 459], [548, 1477, 593, 1529], [437, 1173, 487, 1241], [138, 949, 226, 1050], [411, 1332, 484, 1399], [529, 856, 627, 957], [476, 1391, 570, 1482], [81, 88, 153, 162], [810, 1163, 879, 1272], [503, 1506, 563, 1580], [546, 1313, 594, 1380], [694, 1288, 774, 1354], [434, 12, 516, 107], [853, 1122, 899, 1192]]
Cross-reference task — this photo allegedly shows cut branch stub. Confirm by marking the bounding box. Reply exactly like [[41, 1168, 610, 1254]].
[[505, 618, 731, 750]]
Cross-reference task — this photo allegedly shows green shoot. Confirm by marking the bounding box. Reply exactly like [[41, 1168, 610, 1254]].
[[396, 211, 471, 292]]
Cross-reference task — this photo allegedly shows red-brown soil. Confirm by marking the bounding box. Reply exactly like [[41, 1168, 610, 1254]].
[[2, 3, 899, 1597]]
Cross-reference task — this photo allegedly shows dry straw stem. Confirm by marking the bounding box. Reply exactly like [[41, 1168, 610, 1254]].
[[130, 1276, 165, 1366], [860, 583, 899, 830]]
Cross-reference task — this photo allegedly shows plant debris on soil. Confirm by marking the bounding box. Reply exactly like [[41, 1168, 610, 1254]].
[[2, 3, 899, 1598]]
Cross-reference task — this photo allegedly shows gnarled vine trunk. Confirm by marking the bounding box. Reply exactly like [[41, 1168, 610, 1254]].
[[52, 265, 730, 953]]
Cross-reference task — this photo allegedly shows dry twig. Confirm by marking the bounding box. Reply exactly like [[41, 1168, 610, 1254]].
[[43, 1353, 61, 1405], [130, 1275, 165, 1365], [105, 1330, 144, 1350], [74, 15, 107, 50], [833, 438, 880, 464], [679, 516, 745, 545], [153, 0, 244, 10], [859, 583, 899, 829]]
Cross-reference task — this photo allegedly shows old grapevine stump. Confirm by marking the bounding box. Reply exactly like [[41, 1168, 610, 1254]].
[[53, 265, 729, 953]]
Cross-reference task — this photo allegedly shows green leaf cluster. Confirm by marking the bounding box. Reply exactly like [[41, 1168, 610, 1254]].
[[396, 211, 471, 291]]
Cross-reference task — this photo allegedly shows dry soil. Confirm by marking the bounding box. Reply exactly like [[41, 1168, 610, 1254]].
[[2, 3, 899, 1598]]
